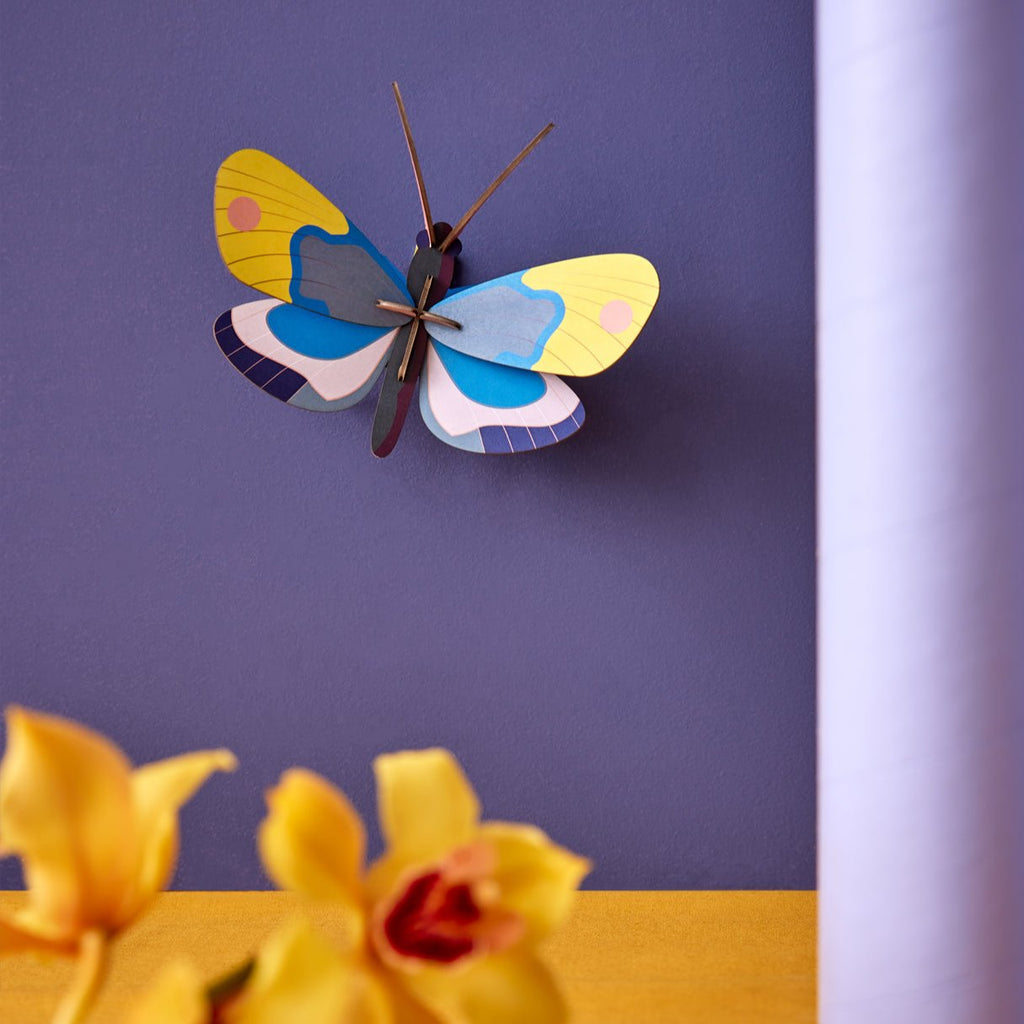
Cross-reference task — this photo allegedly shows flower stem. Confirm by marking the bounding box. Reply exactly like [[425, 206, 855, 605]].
[[52, 930, 107, 1024], [206, 956, 255, 1008]]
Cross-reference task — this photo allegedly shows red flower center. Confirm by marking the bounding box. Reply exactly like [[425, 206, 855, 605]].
[[374, 843, 525, 969], [382, 870, 481, 964]]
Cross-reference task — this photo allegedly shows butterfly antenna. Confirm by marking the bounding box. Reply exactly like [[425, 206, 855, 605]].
[[392, 81, 435, 247], [439, 122, 555, 253]]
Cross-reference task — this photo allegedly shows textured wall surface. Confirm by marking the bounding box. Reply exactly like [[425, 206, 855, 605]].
[[0, 0, 814, 889]]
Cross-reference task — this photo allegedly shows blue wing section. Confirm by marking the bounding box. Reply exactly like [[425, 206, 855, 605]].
[[264, 302, 391, 359], [419, 340, 584, 454], [429, 343, 547, 406], [214, 299, 396, 411]]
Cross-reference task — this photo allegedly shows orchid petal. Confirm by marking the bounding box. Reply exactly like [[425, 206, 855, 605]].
[[401, 949, 566, 1024], [0, 707, 135, 937], [125, 960, 207, 1024], [124, 748, 237, 922], [374, 750, 479, 867], [380, 974, 445, 1024], [259, 769, 365, 907], [229, 918, 388, 1024], [0, 914, 74, 955], [478, 822, 590, 941]]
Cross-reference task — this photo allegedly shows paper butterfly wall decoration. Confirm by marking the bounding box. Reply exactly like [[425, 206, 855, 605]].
[[213, 84, 660, 457]]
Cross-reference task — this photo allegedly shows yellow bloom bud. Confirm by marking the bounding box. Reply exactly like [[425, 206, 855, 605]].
[[0, 706, 236, 1024]]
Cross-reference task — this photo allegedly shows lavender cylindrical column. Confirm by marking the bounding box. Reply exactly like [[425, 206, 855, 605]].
[[817, 4, 1024, 1022]]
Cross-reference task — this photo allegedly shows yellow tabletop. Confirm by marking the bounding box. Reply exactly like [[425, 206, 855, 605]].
[[0, 891, 815, 1023]]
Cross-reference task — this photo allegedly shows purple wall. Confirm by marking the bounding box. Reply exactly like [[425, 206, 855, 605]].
[[0, 0, 814, 889]]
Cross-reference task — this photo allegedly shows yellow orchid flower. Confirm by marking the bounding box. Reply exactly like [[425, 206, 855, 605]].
[[0, 706, 236, 1024], [259, 749, 591, 1024], [126, 917, 387, 1024]]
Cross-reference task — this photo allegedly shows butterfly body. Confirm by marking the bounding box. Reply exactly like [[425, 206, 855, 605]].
[[370, 225, 460, 456], [213, 141, 659, 457]]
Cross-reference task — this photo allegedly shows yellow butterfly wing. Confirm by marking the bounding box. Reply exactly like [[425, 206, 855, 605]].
[[214, 150, 410, 323], [215, 149, 349, 302], [425, 254, 659, 376]]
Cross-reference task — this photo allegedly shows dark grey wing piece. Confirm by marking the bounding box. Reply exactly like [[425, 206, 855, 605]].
[[293, 227, 412, 327]]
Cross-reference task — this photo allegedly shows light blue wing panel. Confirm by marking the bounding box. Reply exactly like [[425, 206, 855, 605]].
[[424, 274, 563, 370], [214, 299, 396, 411], [423, 254, 659, 376], [419, 340, 584, 454]]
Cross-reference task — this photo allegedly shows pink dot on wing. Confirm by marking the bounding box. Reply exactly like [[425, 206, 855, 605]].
[[600, 299, 633, 334], [227, 196, 261, 231]]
